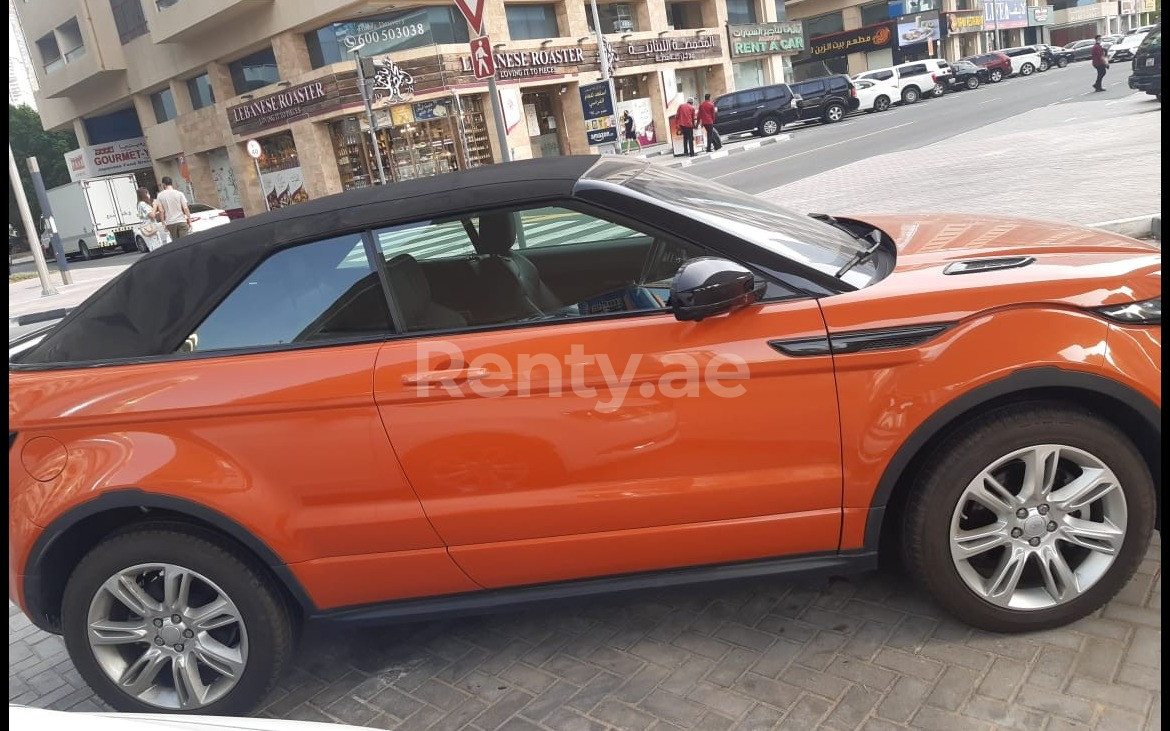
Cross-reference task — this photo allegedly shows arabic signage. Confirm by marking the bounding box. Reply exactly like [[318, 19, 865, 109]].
[[412, 99, 452, 120], [616, 35, 723, 66], [945, 11, 985, 33], [984, 0, 1029, 29], [579, 81, 618, 146], [728, 21, 805, 58], [897, 11, 941, 47], [459, 45, 587, 80], [808, 22, 894, 60], [1028, 6, 1054, 25], [64, 137, 152, 181], [227, 78, 339, 135]]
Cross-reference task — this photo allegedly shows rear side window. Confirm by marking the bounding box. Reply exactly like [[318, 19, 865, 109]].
[[862, 69, 894, 81], [899, 64, 928, 77], [794, 80, 826, 95], [763, 85, 791, 101], [735, 89, 764, 106], [183, 233, 391, 352], [829, 76, 849, 92], [715, 94, 734, 108]]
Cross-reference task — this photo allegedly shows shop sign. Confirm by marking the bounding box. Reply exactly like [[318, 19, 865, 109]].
[[727, 22, 805, 58], [983, 1, 1029, 29], [63, 137, 151, 181], [1055, 2, 1116, 24], [1119, 0, 1137, 14], [227, 78, 336, 135], [808, 22, 894, 61], [459, 45, 587, 81], [1140, 0, 1156, 12], [413, 99, 452, 120], [1028, 6, 1054, 25], [333, 9, 431, 55], [617, 35, 722, 66], [579, 81, 618, 146], [390, 104, 415, 126], [897, 11, 941, 47], [369, 57, 415, 104], [945, 11, 984, 33]]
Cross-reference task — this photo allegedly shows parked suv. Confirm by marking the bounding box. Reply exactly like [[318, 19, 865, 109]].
[[1128, 23, 1161, 100], [1001, 46, 1044, 76], [961, 51, 1013, 82], [790, 74, 860, 124], [712, 84, 801, 137], [855, 59, 951, 104]]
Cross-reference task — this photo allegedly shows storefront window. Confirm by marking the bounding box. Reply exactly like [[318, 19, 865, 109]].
[[521, 91, 566, 158], [229, 47, 280, 96], [506, 4, 561, 40], [305, 7, 470, 69], [360, 96, 492, 181], [150, 87, 176, 123], [732, 59, 766, 90], [255, 132, 307, 209], [330, 117, 376, 191], [666, 2, 705, 30], [187, 73, 215, 110], [860, 2, 891, 26], [585, 2, 641, 33], [726, 0, 759, 25], [774, 1, 788, 21], [804, 12, 846, 39]]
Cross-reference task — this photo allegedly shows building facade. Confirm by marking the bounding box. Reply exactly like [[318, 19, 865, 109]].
[[15, 1, 1157, 217], [9, 0, 39, 109]]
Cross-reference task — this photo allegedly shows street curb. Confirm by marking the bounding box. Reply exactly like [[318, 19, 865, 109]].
[[662, 134, 793, 169], [1090, 214, 1161, 241]]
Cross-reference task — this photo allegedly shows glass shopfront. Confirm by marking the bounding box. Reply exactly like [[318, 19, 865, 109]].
[[255, 132, 307, 209], [521, 89, 566, 158]]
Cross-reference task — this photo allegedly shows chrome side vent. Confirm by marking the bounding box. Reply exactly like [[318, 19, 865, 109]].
[[944, 256, 1035, 275]]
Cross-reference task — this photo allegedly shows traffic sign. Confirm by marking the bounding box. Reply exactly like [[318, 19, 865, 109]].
[[469, 36, 495, 80], [245, 139, 262, 159], [453, 0, 487, 33]]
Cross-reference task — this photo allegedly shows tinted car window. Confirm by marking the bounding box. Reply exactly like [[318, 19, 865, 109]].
[[186, 233, 391, 352], [763, 85, 791, 101], [899, 64, 928, 77], [794, 80, 826, 95], [828, 76, 849, 92], [861, 69, 895, 81], [735, 89, 764, 106]]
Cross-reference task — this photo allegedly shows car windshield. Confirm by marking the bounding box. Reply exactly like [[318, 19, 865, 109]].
[[1137, 26, 1160, 51], [618, 165, 877, 288]]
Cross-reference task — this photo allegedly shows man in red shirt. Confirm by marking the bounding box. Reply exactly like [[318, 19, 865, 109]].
[[676, 97, 697, 157], [1091, 35, 1109, 92], [698, 94, 719, 152]]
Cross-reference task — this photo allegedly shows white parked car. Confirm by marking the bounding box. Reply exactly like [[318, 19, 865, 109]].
[[854, 59, 952, 105], [1001, 46, 1045, 76], [1108, 32, 1147, 63], [851, 77, 899, 112], [188, 203, 233, 233]]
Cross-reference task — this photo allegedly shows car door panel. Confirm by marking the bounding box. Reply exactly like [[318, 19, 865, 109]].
[[372, 300, 842, 588]]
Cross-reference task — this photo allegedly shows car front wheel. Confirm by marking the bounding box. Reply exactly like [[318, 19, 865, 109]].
[[1020, 62, 1036, 76], [62, 527, 294, 714], [904, 405, 1154, 632], [902, 87, 920, 104], [758, 115, 781, 136], [874, 95, 891, 112], [965, 76, 980, 90], [1058, 58, 1069, 68]]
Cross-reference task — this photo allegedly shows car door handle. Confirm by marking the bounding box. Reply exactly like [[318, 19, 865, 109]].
[[402, 368, 490, 386]]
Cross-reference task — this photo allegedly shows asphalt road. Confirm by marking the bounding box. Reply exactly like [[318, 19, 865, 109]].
[[703, 62, 1145, 194]]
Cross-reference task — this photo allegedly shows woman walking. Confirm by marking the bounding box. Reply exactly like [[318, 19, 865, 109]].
[[135, 187, 165, 252]]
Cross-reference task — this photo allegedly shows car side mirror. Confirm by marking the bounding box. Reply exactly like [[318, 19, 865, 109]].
[[669, 257, 763, 322]]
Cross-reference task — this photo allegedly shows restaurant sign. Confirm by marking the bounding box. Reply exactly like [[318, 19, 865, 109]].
[[616, 35, 722, 66], [728, 22, 805, 58], [984, 0, 1029, 30], [1028, 6, 1054, 25], [64, 137, 152, 181], [459, 45, 588, 80], [944, 11, 984, 34], [808, 22, 894, 60], [227, 78, 338, 135]]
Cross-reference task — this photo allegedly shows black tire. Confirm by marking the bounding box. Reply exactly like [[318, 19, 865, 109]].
[[903, 404, 1155, 632], [135, 236, 149, 253], [1058, 58, 1069, 68], [901, 86, 921, 104], [823, 102, 846, 123], [874, 95, 891, 112], [1020, 63, 1035, 76], [965, 76, 980, 90], [758, 115, 781, 136], [1039, 61, 1050, 72], [990, 69, 1004, 83], [78, 240, 92, 261], [62, 526, 294, 715]]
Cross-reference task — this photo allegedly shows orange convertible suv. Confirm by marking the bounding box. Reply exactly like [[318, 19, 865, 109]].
[[9, 158, 1161, 714]]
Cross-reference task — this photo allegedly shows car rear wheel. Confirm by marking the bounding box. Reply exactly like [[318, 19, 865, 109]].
[[1020, 62, 1036, 76], [904, 405, 1154, 632], [1039, 60, 1050, 72], [989, 69, 1004, 82], [135, 236, 149, 253], [62, 527, 294, 715], [965, 76, 980, 90], [78, 240, 92, 261], [874, 95, 891, 112], [901, 87, 921, 104], [758, 115, 781, 136], [823, 103, 846, 123]]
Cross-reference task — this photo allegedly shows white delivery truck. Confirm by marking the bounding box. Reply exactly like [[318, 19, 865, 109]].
[[39, 173, 141, 260]]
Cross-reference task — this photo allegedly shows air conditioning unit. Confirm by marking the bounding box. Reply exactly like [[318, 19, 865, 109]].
[[616, 20, 634, 30]]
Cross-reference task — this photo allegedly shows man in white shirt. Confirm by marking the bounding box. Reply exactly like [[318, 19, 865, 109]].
[[154, 176, 192, 241]]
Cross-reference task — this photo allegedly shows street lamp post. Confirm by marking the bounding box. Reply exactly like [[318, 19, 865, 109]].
[[349, 43, 388, 185], [988, 0, 1001, 51]]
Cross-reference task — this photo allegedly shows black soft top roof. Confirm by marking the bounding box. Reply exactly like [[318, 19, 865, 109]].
[[20, 155, 618, 366]]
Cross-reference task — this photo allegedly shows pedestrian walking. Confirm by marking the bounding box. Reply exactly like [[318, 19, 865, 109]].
[[154, 176, 193, 241], [677, 97, 697, 157], [621, 110, 640, 153], [135, 187, 165, 252], [699, 93, 720, 152], [1091, 35, 1109, 91]]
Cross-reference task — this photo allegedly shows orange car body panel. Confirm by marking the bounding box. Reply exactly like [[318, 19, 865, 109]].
[[8, 212, 1161, 616]]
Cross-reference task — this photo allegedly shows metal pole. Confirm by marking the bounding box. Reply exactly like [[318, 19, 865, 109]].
[[26, 156, 72, 284], [9, 147, 58, 294], [990, 0, 1000, 51], [253, 157, 270, 211], [354, 49, 388, 185], [480, 23, 512, 163], [589, 0, 620, 153]]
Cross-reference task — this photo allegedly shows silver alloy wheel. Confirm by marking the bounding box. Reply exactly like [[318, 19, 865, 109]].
[[990, 70, 1003, 82], [966, 76, 979, 90], [1021, 63, 1035, 76], [875, 96, 890, 111], [87, 563, 249, 710], [826, 104, 844, 122], [760, 117, 779, 135], [949, 444, 1128, 611]]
